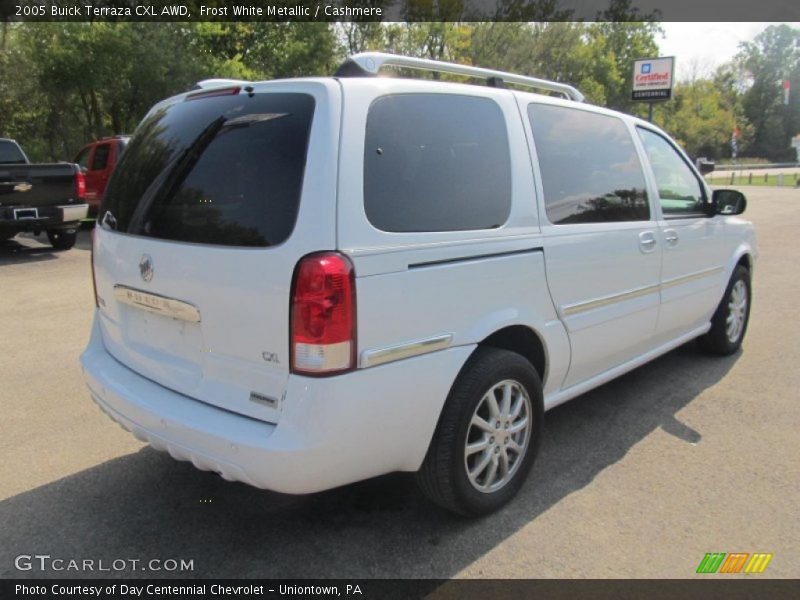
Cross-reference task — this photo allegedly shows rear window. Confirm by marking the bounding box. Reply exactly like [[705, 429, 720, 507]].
[[74, 147, 91, 169], [0, 140, 26, 164], [364, 94, 512, 233], [102, 92, 315, 247]]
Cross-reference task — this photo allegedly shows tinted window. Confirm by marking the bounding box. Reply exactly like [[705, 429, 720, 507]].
[[102, 92, 315, 247], [91, 144, 111, 170], [364, 94, 511, 232], [74, 147, 91, 169], [528, 104, 649, 224], [637, 127, 707, 217], [0, 140, 26, 164]]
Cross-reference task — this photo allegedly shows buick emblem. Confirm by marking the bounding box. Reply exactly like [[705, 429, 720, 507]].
[[139, 254, 153, 282]]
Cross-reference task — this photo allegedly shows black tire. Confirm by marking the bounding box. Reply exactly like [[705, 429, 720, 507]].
[[699, 265, 751, 355], [416, 347, 544, 516], [46, 228, 77, 250]]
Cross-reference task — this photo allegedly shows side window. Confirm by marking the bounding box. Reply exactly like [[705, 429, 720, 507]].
[[637, 128, 706, 217], [74, 147, 91, 170], [91, 144, 111, 171], [528, 104, 649, 225], [364, 94, 512, 233]]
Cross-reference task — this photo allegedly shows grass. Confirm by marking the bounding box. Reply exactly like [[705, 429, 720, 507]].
[[705, 173, 800, 187]]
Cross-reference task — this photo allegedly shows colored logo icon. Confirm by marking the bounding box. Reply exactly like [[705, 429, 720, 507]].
[[641, 63, 652, 74], [696, 552, 773, 574]]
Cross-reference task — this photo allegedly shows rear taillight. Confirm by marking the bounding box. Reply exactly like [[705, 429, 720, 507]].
[[290, 252, 356, 375], [75, 170, 86, 200]]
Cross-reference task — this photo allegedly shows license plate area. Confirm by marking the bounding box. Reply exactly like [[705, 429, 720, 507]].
[[13, 208, 38, 220]]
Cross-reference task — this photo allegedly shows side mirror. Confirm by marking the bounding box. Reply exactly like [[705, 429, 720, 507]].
[[713, 189, 747, 215]]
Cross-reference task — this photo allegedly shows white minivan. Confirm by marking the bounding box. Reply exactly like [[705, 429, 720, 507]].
[[81, 53, 756, 515]]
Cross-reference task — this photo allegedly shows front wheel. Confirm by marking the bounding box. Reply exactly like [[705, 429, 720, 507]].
[[699, 265, 751, 355], [46, 228, 77, 251], [416, 348, 544, 516]]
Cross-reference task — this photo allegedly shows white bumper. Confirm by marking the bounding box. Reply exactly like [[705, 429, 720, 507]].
[[80, 315, 473, 494]]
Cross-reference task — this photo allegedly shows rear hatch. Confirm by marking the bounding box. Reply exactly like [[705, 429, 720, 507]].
[[92, 80, 340, 423]]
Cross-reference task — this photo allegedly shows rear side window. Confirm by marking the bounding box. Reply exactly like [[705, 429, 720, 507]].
[[0, 140, 26, 164], [91, 144, 111, 170], [102, 92, 315, 247], [364, 94, 512, 232], [528, 104, 649, 225]]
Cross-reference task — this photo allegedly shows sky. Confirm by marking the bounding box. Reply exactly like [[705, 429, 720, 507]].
[[657, 22, 794, 82]]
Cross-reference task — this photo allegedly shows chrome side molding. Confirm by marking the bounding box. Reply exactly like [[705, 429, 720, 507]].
[[561, 266, 725, 317], [661, 266, 724, 289], [360, 334, 453, 368], [562, 284, 660, 317]]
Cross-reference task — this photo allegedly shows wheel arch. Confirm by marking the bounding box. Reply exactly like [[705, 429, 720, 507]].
[[477, 324, 548, 387]]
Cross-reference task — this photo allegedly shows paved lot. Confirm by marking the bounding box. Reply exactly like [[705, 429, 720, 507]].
[[1, 187, 798, 579]]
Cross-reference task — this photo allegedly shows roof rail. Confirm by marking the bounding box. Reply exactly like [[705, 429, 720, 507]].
[[191, 78, 251, 91], [335, 52, 585, 103]]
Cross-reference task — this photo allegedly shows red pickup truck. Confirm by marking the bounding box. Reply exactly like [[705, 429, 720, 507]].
[[73, 136, 129, 215]]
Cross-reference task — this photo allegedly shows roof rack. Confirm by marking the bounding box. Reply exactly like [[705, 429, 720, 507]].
[[335, 52, 585, 103]]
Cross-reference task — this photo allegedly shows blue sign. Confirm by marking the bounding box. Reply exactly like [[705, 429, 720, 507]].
[[641, 63, 652, 74]]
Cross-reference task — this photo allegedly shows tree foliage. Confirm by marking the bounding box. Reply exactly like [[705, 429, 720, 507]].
[[1, 20, 797, 163], [735, 24, 800, 161]]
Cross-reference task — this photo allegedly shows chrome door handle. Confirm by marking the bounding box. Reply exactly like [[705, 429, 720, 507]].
[[664, 229, 679, 246], [639, 231, 657, 253]]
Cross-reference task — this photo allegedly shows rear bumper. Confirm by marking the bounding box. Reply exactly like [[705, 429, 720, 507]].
[[0, 203, 88, 230], [80, 314, 473, 494]]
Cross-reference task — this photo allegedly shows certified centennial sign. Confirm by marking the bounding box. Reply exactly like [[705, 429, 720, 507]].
[[632, 57, 675, 102]]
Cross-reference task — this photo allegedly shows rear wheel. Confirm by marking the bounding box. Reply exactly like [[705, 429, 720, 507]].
[[416, 347, 543, 516], [699, 265, 751, 355], [47, 228, 77, 250]]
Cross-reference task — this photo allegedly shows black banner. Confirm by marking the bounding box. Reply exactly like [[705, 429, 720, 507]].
[[3, 579, 800, 600], [632, 89, 672, 101], [2, 0, 799, 22]]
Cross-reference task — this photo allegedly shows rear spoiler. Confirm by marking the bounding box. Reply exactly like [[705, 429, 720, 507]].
[[191, 79, 251, 91]]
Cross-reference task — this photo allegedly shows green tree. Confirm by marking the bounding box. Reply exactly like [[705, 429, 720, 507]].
[[658, 80, 738, 159], [735, 24, 800, 161]]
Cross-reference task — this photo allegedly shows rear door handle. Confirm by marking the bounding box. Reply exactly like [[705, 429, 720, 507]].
[[664, 229, 679, 246], [639, 231, 657, 253]]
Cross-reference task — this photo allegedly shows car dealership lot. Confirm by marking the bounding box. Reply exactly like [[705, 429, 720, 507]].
[[1, 187, 798, 579]]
